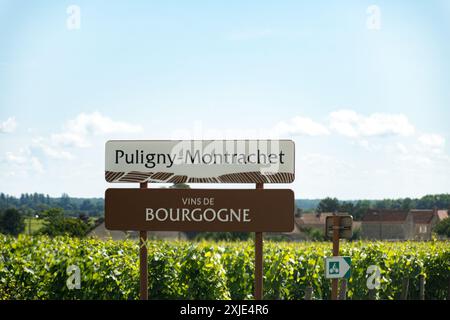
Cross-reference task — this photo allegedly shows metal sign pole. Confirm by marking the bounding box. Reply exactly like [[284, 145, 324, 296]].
[[139, 182, 148, 300], [331, 214, 340, 300], [254, 182, 264, 300]]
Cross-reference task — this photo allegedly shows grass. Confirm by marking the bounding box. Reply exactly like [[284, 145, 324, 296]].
[[23, 218, 45, 234], [23, 216, 98, 235]]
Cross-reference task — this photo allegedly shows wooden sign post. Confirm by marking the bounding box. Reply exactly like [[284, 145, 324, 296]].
[[331, 215, 340, 300], [139, 182, 148, 300], [325, 213, 353, 300], [104, 140, 296, 300], [255, 182, 264, 300]]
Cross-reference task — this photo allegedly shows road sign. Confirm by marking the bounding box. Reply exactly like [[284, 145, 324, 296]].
[[105, 188, 295, 232], [105, 140, 295, 183], [325, 256, 351, 279], [325, 215, 353, 239]]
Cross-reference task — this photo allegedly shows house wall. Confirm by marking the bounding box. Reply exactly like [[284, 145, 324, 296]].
[[404, 214, 414, 240], [361, 222, 407, 240], [412, 215, 436, 240], [362, 211, 439, 241], [413, 224, 431, 240]]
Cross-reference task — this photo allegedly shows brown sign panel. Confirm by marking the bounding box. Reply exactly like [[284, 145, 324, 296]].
[[325, 215, 353, 239], [105, 188, 294, 232]]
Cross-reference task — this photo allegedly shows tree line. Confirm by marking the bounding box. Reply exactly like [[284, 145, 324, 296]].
[[1, 191, 449, 239], [0, 193, 104, 217], [313, 194, 450, 220]]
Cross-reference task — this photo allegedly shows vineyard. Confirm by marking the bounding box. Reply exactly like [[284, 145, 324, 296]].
[[0, 235, 448, 300]]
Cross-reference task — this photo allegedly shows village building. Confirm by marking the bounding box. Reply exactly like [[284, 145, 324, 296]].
[[361, 208, 448, 240], [294, 212, 361, 237], [410, 210, 436, 241], [362, 209, 411, 240]]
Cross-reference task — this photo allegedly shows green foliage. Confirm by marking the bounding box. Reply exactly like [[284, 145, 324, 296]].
[[349, 227, 362, 241], [39, 208, 89, 237], [180, 245, 230, 299], [0, 236, 448, 300], [0, 192, 104, 217], [434, 218, 450, 237], [0, 208, 25, 236], [295, 199, 321, 211], [194, 232, 251, 241], [24, 217, 45, 235], [301, 227, 326, 241], [352, 200, 371, 220], [312, 194, 450, 221], [317, 197, 340, 213]]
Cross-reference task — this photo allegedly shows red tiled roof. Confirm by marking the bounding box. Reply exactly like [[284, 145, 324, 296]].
[[297, 212, 351, 227], [295, 214, 359, 230], [410, 210, 435, 224], [299, 213, 334, 225], [362, 209, 409, 222], [437, 210, 449, 221]]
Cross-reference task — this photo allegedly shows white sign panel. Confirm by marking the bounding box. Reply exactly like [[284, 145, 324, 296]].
[[105, 140, 295, 184], [325, 256, 351, 279]]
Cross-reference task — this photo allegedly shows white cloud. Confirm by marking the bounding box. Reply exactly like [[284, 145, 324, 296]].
[[51, 132, 90, 148], [329, 110, 415, 138], [31, 137, 73, 160], [418, 133, 445, 149], [5, 150, 28, 164], [272, 116, 330, 137], [0, 117, 17, 133], [51, 111, 143, 148], [3, 148, 44, 174], [30, 157, 44, 174], [396, 143, 408, 154], [355, 139, 371, 150], [1, 112, 143, 179], [272, 110, 416, 142]]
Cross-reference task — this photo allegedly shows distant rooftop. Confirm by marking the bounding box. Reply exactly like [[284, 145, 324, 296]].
[[437, 210, 449, 221], [410, 210, 435, 224], [362, 208, 448, 224], [362, 209, 409, 222]]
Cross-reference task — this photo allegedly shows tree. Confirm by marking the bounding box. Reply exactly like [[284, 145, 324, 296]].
[[39, 208, 89, 237], [58, 193, 72, 210], [93, 202, 104, 217], [80, 199, 94, 212], [317, 197, 340, 213], [434, 218, 450, 237], [340, 201, 355, 214], [0, 208, 25, 236], [401, 198, 415, 211], [294, 206, 302, 218], [353, 200, 372, 221], [78, 213, 89, 223], [350, 227, 362, 241], [301, 227, 325, 241]]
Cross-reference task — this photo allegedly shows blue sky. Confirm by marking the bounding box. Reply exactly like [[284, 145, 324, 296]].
[[1, 0, 449, 199]]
